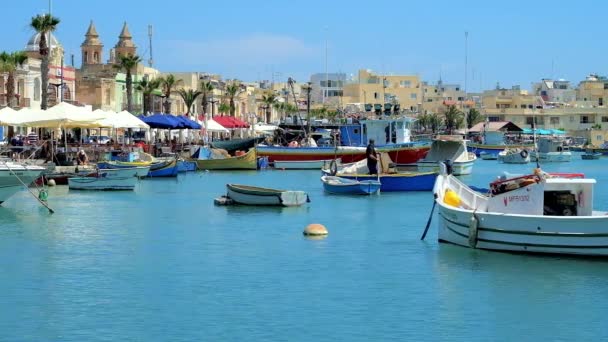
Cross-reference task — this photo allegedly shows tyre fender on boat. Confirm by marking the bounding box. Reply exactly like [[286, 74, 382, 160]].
[[468, 213, 479, 248], [329, 160, 338, 176], [520, 149, 529, 159]]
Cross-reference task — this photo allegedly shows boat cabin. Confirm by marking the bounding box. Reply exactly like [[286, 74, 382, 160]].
[[538, 137, 569, 153], [439, 167, 595, 218], [486, 174, 594, 216], [339, 117, 414, 146]]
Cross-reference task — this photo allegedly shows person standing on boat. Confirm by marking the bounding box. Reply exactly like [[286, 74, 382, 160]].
[[366, 139, 379, 175]]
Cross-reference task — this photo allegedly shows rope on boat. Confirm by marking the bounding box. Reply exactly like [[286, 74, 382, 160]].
[[4, 162, 54, 214]]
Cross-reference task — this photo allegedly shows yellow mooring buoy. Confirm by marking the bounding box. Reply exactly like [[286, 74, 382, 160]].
[[303, 223, 328, 238]]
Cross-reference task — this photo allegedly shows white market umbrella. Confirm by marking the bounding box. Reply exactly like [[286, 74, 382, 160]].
[[201, 118, 229, 133], [19, 102, 107, 128]]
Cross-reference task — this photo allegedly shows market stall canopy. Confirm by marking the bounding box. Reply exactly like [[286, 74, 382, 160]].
[[15, 102, 107, 128], [198, 117, 229, 133], [253, 123, 278, 135], [139, 113, 182, 129], [100, 110, 149, 129], [0, 107, 21, 126], [521, 128, 563, 135], [174, 115, 202, 129], [213, 115, 250, 129]]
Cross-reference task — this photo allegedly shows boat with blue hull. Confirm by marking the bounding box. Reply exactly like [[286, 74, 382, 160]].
[[322, 152, 436, 191], [329, 172, 436, 192], [148, 159, 179, 177], [177, 160, 197, 172], [321, 176, 381, 195]]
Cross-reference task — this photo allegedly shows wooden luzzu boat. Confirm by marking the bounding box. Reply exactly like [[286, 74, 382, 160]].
[[322, 153, 437, 192], [192, 147, 257, 170], [226, 184, 309, 206], [68, 168, 138, 191], [321, 176, 381, 195]]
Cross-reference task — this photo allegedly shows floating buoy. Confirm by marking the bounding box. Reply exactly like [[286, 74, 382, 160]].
[[47, 179, 56, 187], [38, 189, 48, 202], [303, 223, 328, 237]]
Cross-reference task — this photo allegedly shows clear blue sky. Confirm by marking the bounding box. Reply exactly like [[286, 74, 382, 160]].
[[2, 0, 604, 91]]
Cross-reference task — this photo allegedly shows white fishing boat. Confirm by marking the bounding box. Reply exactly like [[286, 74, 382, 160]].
[[432, 163, 608, 256], [68, 168, 138, 191], [274, 159, 339, 170], [479, 151, 498, 160], [535, 137, 571, 162], [498, 148, 530, 164], [416, 136, 476, 175], [0, 161, 45, 204], [97, 162, 151, 177], [226, 184, 309, 206]]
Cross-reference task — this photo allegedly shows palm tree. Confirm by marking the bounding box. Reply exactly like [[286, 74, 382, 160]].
[[159, 74, 181, 113], [273, 102, 286, 121], [429, 113, 442, 133], [466, 108, 484, 129], [0, 51, 28, 107], [30, 14, 60, 110], [199, 80, 214, 115], [225, 81, 243, 116], [261, 93, 278, 123], [218, 102, 230, 115], [177, 89, 202, 117], [416, 113, 430, 132], [443, 105, 464, 134], [136, 78, 161, 114], [113, 54, 142, 113]]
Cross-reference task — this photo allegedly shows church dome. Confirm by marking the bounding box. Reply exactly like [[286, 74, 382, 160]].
[[25, 32, 61, 52]]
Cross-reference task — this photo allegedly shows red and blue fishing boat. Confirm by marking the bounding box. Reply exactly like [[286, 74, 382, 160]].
[[257, 117, 430, 164]]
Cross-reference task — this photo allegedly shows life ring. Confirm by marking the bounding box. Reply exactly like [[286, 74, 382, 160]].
[[329, 160, 338, 176], [520, 149, 529, 158]]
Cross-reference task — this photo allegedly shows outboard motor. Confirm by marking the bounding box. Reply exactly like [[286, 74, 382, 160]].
[[444, 159, 454, 175]]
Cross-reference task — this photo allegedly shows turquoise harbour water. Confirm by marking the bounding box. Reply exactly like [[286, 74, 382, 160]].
[[2, 154, 608, 341]]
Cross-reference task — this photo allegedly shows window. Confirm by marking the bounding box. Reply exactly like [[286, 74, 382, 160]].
[[457, 97, 464, 101], [570, 116, 574, 123], [93, 52, 99, 63], [488, 116, 500, 122], [602, 116, 608, 123], [33, 78, 40, 101], [521, 104, 526, 109], [550, 117, 560, 125], [105, 89, 111, 105], [374, 92, 378, 99], [526, 117, 535, 125], [63, 86, 71, 101], [580, 115, 595, 124], [83, 51, 88, 63], [327, 90, 343, 97], [400, 80, 411, 87], [410, 93, 417, 99]]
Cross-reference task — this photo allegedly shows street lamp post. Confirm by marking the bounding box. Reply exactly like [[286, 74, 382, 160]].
[[159, 94, 166, 114], [209, 95, 218, 119], [49, 82, 66, 104]]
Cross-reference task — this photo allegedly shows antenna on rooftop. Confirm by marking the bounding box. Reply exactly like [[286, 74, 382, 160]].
[[148, 25, 154, 68]]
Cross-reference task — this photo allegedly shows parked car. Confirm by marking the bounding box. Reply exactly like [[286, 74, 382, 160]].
[[86, 135, 111, 144]]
